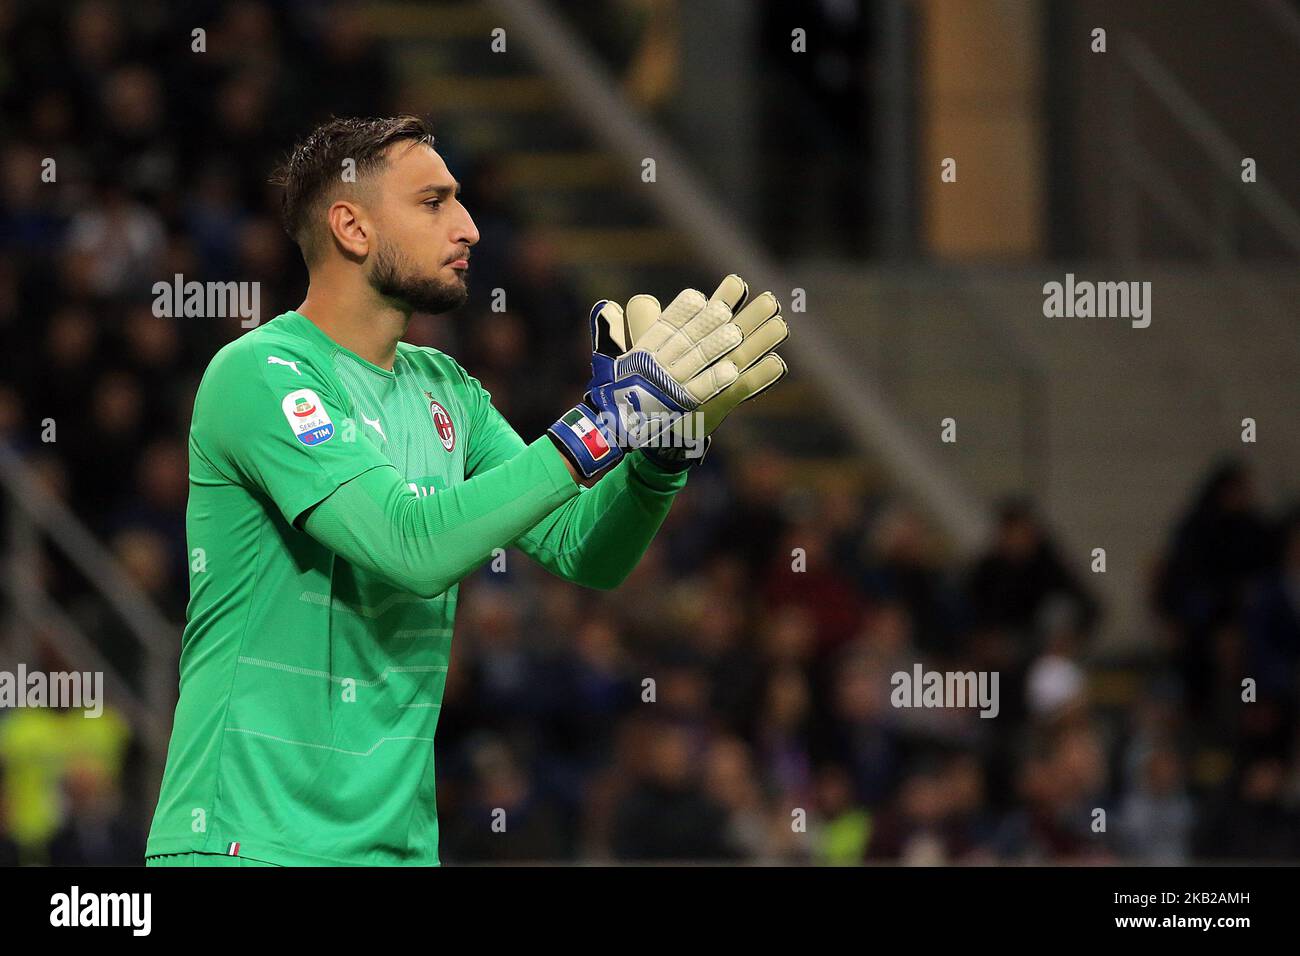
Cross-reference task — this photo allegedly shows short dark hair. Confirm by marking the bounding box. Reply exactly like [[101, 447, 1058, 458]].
[[270, 115, 436, 262]]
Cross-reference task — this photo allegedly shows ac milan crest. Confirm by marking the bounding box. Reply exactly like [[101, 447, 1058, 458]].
[[425, 391, 456, 452]]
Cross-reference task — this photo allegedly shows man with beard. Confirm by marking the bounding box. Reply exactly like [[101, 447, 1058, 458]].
[[145, 116, 788, 866]]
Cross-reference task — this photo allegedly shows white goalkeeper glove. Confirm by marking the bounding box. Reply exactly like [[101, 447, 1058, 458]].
[[598, 274, 790, 471], [548, 280, 752, 479]]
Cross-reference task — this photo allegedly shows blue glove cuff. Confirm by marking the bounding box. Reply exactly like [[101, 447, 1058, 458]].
[[548, 402, 625, 479]]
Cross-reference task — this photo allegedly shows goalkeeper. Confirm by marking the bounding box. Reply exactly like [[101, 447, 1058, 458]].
[[145, 116, 787, 867]]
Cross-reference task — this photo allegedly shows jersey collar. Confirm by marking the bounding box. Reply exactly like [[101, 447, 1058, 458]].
[[282, 310, 399, 380]]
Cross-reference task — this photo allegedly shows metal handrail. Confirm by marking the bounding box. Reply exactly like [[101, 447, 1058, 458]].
[[1108, 33, 1300, 475], [0, 442, 176, 764], [4, 587, 171, 754], [1119, 35, 1300, 257]]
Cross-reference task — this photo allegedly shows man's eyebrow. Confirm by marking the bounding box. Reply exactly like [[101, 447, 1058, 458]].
[[415, 182, 460, 198]]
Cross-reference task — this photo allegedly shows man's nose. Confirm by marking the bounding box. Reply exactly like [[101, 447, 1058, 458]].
[[456, 208, 480, 247]]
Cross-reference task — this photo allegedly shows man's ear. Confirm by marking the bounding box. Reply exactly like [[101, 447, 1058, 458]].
[[328, 198, 370, 259]]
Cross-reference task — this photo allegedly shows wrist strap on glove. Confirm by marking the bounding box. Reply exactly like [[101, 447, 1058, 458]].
[[638, 435, 712, 472], [548, 402, 624, 479]]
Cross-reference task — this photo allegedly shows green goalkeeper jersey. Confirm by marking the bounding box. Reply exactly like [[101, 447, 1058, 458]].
[[146, 310, 687, 865]]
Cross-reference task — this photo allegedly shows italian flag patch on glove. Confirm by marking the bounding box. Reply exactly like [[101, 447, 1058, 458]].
[[561, 408, 612, 459]]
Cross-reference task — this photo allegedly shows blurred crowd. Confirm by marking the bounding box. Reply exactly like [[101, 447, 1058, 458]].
[[436, 464, 1300, 864], [0, 0, 1298, 866]]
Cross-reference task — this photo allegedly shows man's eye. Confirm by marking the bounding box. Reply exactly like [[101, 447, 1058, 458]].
[[424, 199, 442, 210]]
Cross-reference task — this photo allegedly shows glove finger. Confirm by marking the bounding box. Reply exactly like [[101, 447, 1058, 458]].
[[669, 321, 743, 383], [684, 358, 739, 404], [634, 277, 746, 357], [590, 300, 628, 356], [638, 289, 704, 353], [625, 294, 662, 345], [721, 316, 789, 374], [700, 353, 788, 433], [731, 291, 781, 336], [658, 300, 738, 369], [655, 276, 749, 367], [710, 273, 750, 313], [681, 276, 751, 345]]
